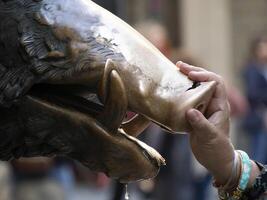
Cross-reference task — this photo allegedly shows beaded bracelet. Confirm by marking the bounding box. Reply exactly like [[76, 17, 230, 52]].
[[231, 150, 252, 199], [217, 151, 241, 200], [216, 150, 252, 200]]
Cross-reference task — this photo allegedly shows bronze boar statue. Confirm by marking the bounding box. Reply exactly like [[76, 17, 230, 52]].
[[0, 0, 216, 182]]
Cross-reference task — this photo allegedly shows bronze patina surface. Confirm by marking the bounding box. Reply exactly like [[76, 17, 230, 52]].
[[0, 0, 215, 182]]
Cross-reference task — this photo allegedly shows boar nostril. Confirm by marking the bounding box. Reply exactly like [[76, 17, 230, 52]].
[[186, 81, 201, 91]]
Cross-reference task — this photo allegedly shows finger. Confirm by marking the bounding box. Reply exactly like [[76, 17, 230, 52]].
[[177, 61, 205, 72], [188, 71, 227, 100], [208, 108, 230, 132], [186, 109, 216, 136], [205, 98, 230, 119], [177, 61, 206, 75], [188, 71, 223, 84]]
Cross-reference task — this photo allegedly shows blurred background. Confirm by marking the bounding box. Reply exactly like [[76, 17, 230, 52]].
[[2, 0, 267, 199]]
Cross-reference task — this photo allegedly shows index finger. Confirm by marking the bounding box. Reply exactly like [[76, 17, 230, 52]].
[[189, 71, 228, 101], [177, 61, 206, 76]]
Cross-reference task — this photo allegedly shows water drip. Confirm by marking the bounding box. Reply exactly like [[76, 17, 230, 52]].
[[125, 184, 130, 200]]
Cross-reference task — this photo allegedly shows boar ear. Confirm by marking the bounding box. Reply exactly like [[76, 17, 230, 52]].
[[20, 20, 67, 61]]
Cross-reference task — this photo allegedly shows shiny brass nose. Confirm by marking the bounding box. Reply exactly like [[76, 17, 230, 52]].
[[190, 81, 216, 115], [167, 80, 217, 133]]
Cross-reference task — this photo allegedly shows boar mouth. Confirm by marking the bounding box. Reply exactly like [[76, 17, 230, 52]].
[[28, 84, 105, 118], [25, 83, 166, 182], [28, 83, 139, 125]]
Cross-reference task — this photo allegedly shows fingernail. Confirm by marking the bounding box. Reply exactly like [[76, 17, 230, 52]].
[[187, 109, 199, 123], [176, 61, 183, 66]]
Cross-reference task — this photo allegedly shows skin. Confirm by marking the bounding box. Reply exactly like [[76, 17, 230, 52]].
[[178, 61, 260, 189]]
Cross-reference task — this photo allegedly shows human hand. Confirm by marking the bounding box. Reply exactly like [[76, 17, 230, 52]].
[[177, 61, 235, 185]]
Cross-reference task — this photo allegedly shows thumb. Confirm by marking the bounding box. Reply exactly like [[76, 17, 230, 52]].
[[186, 109, 214, 134]]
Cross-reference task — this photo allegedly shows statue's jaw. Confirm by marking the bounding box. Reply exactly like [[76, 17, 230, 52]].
[[89, 129, 166, 183], [25, 85, 165, 182]]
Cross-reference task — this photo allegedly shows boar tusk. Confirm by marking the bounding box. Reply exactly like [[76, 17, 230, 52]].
[[97, 60, 128, 134]]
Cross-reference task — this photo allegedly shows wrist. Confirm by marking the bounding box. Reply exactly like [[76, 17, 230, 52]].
[[213, 151, 241, 192], [212, 141, 236, 185], [215, 150, 255, 199], [213, 161, 235, 186]]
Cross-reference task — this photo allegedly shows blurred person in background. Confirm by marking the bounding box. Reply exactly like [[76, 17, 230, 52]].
[[242, 36, 267, 164], [11, 157, 69, 200], [0, 162, 12, 200]]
